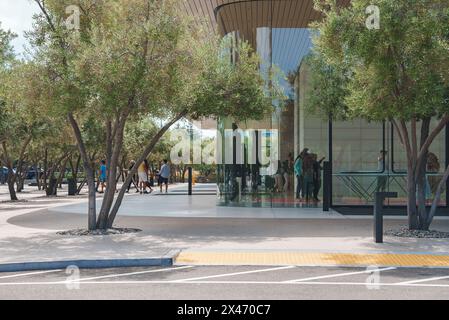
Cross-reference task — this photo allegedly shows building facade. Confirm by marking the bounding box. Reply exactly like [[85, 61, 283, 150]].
[[185, 0, 449, 214]]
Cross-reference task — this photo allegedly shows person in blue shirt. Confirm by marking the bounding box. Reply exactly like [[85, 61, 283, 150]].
[[99, 160, 107, 194], [294, 155, 303, 200], [159, 159, 171, 193]]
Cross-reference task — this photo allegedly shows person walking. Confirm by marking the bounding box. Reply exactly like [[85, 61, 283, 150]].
[[294, 154, 303, 200], [312, 154, 325, 202], [274, 161, 284, 193], [138, 160, 150, 194], [302, 152, 314, 203], [126, 160, 139, 193], [283, 153, 295, 193], [159, 159, 171, 193], [145, 160, 153, 194], [427, 152, 440, 199], [99, 160, 107, 194]]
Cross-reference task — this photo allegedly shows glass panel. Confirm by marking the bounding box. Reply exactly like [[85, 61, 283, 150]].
[[216, 1, 316, 208], [391, 121, 446, 206], [331, 120, 384, 206]]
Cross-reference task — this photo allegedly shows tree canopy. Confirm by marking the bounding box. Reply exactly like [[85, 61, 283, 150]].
[[26, 0, 283, 230], [308, 0, 449, 230]]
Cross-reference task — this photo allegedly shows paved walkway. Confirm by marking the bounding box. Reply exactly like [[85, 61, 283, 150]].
[[0, 185, 175, 269], [51, 184, 341, 219], [1, 184, 449, 270]]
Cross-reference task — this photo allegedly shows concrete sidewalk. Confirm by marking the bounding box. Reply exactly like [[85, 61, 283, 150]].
[[0, 186, 177, 271], [1, 185, 449, 270]]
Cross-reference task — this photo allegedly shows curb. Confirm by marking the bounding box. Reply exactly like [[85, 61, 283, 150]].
[[0, 251, 179, 273]]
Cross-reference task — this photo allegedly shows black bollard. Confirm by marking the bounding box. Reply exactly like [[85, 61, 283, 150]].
[[323, 161, 331, 212], [188, 167, 193, 196], [374, 192, 397, 243]]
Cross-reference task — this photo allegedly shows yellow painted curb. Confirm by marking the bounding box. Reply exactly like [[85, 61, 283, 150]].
[[176, 251, 449, 268]]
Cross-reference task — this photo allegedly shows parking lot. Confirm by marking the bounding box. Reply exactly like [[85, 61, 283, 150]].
[[0, 265, 448, 300]]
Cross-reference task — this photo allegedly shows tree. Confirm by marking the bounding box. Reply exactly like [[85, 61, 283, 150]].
[[33, 0, 283, 231], [0, 24, 18, 200], [105, 26, 283, 229], [303, 53, 350, 121], [123, 117, 173, 168], [308, 0, 449, 230], [2, 58, 74, 200]]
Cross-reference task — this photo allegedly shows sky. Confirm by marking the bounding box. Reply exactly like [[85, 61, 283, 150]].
[[0, 0, 40, 56]]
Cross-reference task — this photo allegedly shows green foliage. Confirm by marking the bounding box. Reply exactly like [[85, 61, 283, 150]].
[[31, 0, 279, 130], [123, 117, 172, 163], [311, 0, 449, 121], [0, 23, 17, 141], [302, 52, 350, 120], [0, 24, 16, 68], [191, 37, 285, 121]]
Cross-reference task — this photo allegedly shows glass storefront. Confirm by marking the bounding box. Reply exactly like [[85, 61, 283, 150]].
[[215, 0, 448, 211]]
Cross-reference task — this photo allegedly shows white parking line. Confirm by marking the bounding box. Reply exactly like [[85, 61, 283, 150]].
[[0, 269, 63, 280], [0, 280, 449, 288], [284, 267, 396, 283], [65, 266, 194, 283], [172, 266, 295, 282], [397, 275, 449, 285]]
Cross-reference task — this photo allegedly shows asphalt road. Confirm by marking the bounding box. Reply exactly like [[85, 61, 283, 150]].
[[0, 265, 448, 300]]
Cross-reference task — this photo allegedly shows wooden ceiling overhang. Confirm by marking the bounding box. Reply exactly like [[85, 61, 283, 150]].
[[182, 0, 351, 45]]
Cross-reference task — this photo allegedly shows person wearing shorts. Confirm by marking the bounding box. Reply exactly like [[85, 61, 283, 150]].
[[99, 160, 107, 194], [138, 160, 149, 194], [159, 159, 170, 193]]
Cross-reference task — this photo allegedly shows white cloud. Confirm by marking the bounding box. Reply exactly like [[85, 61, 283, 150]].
[[0, 0, 40, 55]]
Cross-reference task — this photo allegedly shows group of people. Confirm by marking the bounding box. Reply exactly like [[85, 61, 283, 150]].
[[294, 148, 325, 203], [97, 159, 171, 195], [272, 149, 325, 203]]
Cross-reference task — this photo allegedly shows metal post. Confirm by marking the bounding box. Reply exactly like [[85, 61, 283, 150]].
[[445, 123, 449, 208], [374, 193, 384, 243], [328, 118, 333, 209], [323, 161, 331, 212], [188, 167, 193, 196], [374, 192, 397, 243]]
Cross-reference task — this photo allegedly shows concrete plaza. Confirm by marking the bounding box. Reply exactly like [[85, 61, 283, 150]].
[[1, 183, 449, 270]]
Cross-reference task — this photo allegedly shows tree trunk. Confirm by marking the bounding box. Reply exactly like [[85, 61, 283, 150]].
[[6, 169, 18, 201], [44, 152, 69, 196], [416, 118, 430, 229], [2, 142, 18, 201], [56, 157, 69, 189], [97, 116, 128, 230], [426, 163, 449, 229], [42, 148, 48, 191], [106, 110, 188, 228], [406, 169, 419, 230], [16, 169, 27, 193], [68, 113, 97, 231], [34, 161, 42, 191], [396, 120, 420, 230], [69, 154, 81, 191], [414, 116, 447, 230], [14, 136, 32, 193]]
